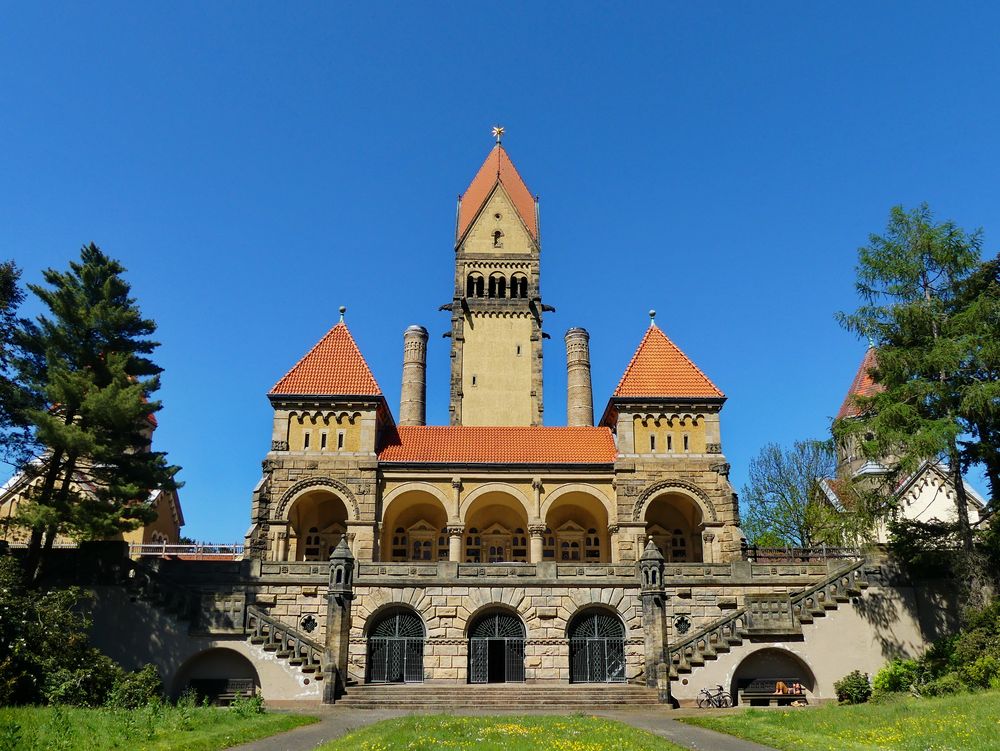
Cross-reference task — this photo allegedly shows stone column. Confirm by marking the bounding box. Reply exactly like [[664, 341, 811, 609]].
[[451, 477, 462, 519], [323, 538, 355, 703], [565, 328, 594, 426], [638, 537, 670, 703], [399, 325, 428, 426], [528, 524, 547, 563], [448, 525, 464, 562]]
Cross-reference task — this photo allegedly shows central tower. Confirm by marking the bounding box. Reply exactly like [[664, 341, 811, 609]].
[[447, 138, 546, 425]]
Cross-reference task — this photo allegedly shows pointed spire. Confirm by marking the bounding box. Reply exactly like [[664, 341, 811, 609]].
[[640, 536, 664, 561], [269, 321, 382, 397], [612, 325, 724, 399], [836, 346, 883, 419], [456, 142, 537, 243]]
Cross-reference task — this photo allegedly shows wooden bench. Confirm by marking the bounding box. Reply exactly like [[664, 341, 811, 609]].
[[740, 678, 808, 706]]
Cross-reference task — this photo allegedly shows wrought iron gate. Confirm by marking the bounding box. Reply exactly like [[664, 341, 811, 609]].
[[468, 610, 526, 683], [366, 609, 425, 683], [568, 610, 625, 683]]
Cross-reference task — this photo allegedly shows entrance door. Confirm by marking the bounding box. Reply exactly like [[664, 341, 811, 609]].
[[568, 610, 625, 683], [468, 610, 526, 683], [366, 608, 425, 683]]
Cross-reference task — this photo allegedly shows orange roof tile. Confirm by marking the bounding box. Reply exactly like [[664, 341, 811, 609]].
[[836, 347, 883, 419], [269, 322, 382, 397], [457, 144, 538, 243], [378, 426, 617, 464], [612, 325, 724, 399]]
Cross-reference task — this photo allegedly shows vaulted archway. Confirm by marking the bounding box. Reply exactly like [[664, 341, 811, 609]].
[[644, 491, 704, 562], [287, 490, 349, 561]]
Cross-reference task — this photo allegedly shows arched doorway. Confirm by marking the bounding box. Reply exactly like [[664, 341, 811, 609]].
[[365, 607, 425, 684], [173, 648, 260, 705], [468, 609, 526, 684], [568, 609, 625, 683], [730, 648, 816, 705], [287, 490, 349, 561], [644, 492, 704, 562]]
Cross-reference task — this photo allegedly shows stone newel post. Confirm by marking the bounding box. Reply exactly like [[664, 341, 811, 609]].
[[323, 537, 355, 703], [638, 537, 669, 702]]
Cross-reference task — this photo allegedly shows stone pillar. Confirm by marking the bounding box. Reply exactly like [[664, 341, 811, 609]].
[[399, 325, 428, 426], [448, 525, 464, 562], [565, 328, 594, 427], [608, 524, 620, 563], [323, 538, 355, 703], [638, 537, 670, 702], [528, 524, 547, 563], [451, 477, 462, 519], [531, 478, 543, 518]]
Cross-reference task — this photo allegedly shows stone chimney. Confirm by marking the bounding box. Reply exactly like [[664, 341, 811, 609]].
[[565, 328, 594, 427], [399, 325, 428, 426]]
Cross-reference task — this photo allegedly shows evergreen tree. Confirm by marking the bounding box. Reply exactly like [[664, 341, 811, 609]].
[[0, 261, 37, 468], [12, 244, 179, 579], [835, 204, 983, 552]]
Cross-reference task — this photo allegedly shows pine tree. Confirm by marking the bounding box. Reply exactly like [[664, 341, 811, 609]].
[[835, 204, 983, 552], [0, 261, 38, 468], [12, 244, 180, 580]]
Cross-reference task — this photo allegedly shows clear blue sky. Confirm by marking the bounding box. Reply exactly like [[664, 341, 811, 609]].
[[3, 3, 996, 541]]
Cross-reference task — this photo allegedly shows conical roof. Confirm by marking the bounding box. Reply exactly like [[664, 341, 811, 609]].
[[456, 144, 537, 242], [269, 322, 382, 397], [836, 347, 883, 419], [612, 324, 724, 400]]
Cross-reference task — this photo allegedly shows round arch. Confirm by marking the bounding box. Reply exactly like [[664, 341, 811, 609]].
[[382, 482, 453, 518], [378, 488, 450, 563], [643, 491, 705, 563], [275, 477, 359, 521], [566, 606, 626, 683], [172, 648, 260, 703], [466, 606, 527, 684], [286, 490, 350, 562], [730, 647, 816, 706], [542, 489, 612, 563], [633, 481, 716, 523], [461, 489, 531, 564], [459, 483, 533, 519], [540, 484, 616, 522]]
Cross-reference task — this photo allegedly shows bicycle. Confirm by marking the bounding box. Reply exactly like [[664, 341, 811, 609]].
[[696, 684, 733, 708]]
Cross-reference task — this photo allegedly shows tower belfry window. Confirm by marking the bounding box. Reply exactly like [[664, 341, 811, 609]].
[[493, 230, 504, 248]]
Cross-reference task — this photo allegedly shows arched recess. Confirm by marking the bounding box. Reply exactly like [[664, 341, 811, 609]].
[[567, 606, 626, 683], [467, 606, 526, 684], [379, 488, 449, 562], [633, 481, 716, 523], [730, 648, 816, 706], [542, 489, 611, 563], [275, 477, 359, 520], [643, 491, 705, 562], [172, 648, 260, 704], [365, 605, 426, 684], [287, 490, 349, 561], [461, 489, 530, 563]]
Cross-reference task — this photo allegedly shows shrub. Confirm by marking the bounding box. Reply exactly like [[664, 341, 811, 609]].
[[834, 670, 872, 704], [42, 652, 124, 707], [922, 673, 965, 696], [107, 664, 163, 709], [872, 658, 921, 696], [230, 691, 265, 717]]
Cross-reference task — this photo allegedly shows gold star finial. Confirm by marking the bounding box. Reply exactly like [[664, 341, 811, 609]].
[[492, 125, 505, 144]]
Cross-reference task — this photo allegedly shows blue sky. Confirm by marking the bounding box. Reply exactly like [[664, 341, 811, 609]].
[[3, 3, 997, 541]]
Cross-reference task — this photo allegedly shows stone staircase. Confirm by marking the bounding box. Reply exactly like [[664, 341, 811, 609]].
[[668, 558, 871, 679], [246, 605, 326, 681], [336, 683, 661, 710]]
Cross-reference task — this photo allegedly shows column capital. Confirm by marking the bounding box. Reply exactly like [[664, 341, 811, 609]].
[[447, 525, 465, 537], [531, 478, 544, 491], [451, 477, 463, 490], [528, 524, 548, 537], [607, 523, 620, 535]]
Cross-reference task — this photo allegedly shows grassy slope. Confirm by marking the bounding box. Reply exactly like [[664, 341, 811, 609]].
[[317, 715, 688, 751], [681, 690, 1000, 751], [0, 705, 316, 751]]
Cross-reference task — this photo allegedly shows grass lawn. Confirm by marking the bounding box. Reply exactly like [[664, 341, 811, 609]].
[[317, 715, 687, 751], [0, 704, 317, 751], [680, 690, 1000, 751]]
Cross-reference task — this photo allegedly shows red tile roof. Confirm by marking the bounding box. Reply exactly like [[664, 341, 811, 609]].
[[378, 426, 617, 464], [612, 325, 724, 399], [836, 347, 883, 419], [457, 144, 538, 242], [269, 322, 382, 397]]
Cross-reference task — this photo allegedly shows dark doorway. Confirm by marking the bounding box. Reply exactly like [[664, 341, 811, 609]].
[[468, 609, 526, 684], [488, 640, 506, 682]]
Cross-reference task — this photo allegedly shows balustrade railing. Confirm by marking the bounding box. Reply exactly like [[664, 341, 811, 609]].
[[246, 604, 325, 676], [129, 542, 244, 559], [741, 542, 861, 563]]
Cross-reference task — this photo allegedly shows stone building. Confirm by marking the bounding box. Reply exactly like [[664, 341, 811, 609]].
[[67, 137, 956, 709]]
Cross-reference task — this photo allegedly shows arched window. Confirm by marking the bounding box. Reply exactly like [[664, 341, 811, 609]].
[[671, 528, 688, 562], [467, 273, 484, 298], [488, 273, 507, 299], [391, 527, 408, 561], [492, 230, 504, 248], [510, 274, 528, 298]]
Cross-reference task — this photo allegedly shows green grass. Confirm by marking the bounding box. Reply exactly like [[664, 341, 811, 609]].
[[0, 704, 317, 751], [317, 715, 687, 751], [680, 690, 1000, 751]]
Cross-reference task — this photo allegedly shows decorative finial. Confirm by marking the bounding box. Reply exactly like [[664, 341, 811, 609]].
[[492, 125, 505, 144], [339, 305, 346, 323], [649, 309, 657, 327]]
